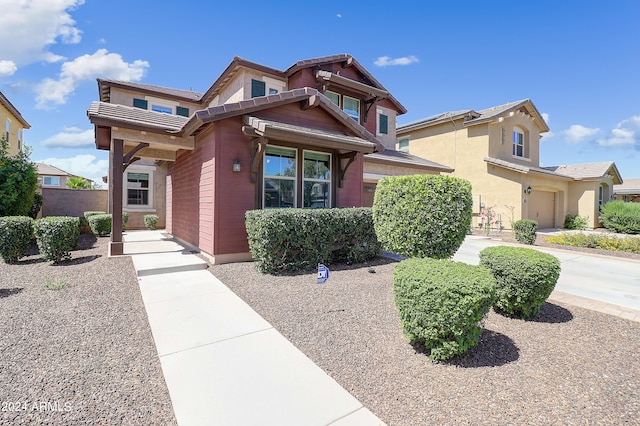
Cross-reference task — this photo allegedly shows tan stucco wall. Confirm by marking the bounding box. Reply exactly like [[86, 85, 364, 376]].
[[375, 106, 397, 150], [487, 112, 542, 166], [568, 181, 598, 228], [210, 69, 287, 107], [363, 162, 440, 181], [122, 160, 167, 230], [1, 103, 26, 156]]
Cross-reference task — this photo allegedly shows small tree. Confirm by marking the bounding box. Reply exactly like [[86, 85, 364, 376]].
[[65, 176, 92, 189], [0, 136, 37, 217]]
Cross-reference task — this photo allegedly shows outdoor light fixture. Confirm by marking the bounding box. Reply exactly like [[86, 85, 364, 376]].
[[524, 186, 532, 195], [232, 158, 241, 173]]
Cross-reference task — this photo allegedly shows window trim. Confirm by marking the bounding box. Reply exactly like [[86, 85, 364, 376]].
[[325, 91, 341, 108], [378, 113, 389, 135], [398, 138, 410, 152], [123, 166, 155, 210], [343, 95, 360, 122], [262, 145, 298, 209], [512, 128, 525, 158], [42, 176, 60, 187], [302, 149, 332, 209]]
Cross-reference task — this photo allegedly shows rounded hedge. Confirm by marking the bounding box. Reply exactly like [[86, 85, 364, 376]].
[[88, 214, 112, 237], [373, 174, 472, 259], [0, 216, 34, 263], [34, 216, 80, 262], [144, 214, 159, 230], [600, 201, 640, 234], [479, 246, 561, 319], [393, 257, 496, 361], [513, 219, 537, 245]]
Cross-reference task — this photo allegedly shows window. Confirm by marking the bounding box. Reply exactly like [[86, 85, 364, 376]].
[[325, 91, 341, 107], [251, 79, 266, 98], [43, 176, 60, 186], [151, 104, 172, 114], [176, 106, 190, 117], [268, 88, 279, 95], [133, 98, 148, 109], [5, 119, 10, 141], [17, 129, 22, 151], [303, 151, 331, 208], [343, 96, 360, 122], [378, 113, 388, 135], [127, 172, 150, 206], [398, 138, 410, 152], [263, 146, 296, 208], [513, 129, 525, 157]]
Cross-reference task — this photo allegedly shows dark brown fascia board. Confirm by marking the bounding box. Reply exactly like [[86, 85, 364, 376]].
[[97, 79, 202, 104], [200, 57, 286, 106], [0, 91, 30, 128], [364, 153, 454, 172], [184, 87, 384, 151], [464, 99, 550, 133], [316, 70, 389, 99]]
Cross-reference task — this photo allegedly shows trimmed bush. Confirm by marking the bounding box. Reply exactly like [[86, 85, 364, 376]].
[[564, 213, 589, 230], [372, 174, 472, 259], [513, 219, 537, 245], [0, 216, 34, 263], [144, 214, 159, 230], [84, 211, 106, 220], [245, 207, 379, 274], [122, 211, 129, 231], [600, 201, 640, 234], [34, 216, 80, 262], [393, 258, 496, 361], [88, 214, 112, 237], [479, 246, 561, 319]]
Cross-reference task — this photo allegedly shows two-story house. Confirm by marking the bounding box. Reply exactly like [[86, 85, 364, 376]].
[[397, 99, 622, 229], [88, 54, 449, 260], [0, 91, 30, 156]]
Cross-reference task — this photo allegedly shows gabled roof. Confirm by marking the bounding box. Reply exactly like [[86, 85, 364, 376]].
[[542, 161, 623, 184], [398, 99, 549, 133], [87, 101, 189, 134], [0, 91, 30, 128], [365, 150, 453, 172], [614, 178, 640, 194], [484, 157, 573, 180], [35, 162, 78, 177], [98, 79, 203, 103]]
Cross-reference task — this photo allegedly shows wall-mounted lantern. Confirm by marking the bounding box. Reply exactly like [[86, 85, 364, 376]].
[[232, 157, 241, 173], [524, 186, 532, 195]]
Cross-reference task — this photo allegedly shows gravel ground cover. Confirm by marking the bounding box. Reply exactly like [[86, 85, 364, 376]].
[[0, 235, 176, 425], [211, 257, 640, 425]]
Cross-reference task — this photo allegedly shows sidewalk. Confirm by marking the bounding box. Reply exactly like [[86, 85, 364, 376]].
[[123, 230, 384, 426]]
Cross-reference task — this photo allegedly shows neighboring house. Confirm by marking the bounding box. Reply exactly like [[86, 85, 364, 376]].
[[614, 178, 640, 202], [397, 99, 623, 229], [35, 162, 87, 188], [87, 54, 450, 259], [0, 91, 30, 156]]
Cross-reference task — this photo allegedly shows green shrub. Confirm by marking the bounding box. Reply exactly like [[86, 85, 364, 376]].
[[83, 211, 106, 220], [393, 257, 496, 361], [545, 232, 640, 253], [34, 216, 80, 262], [144, 214, 159, 230], [563, 213, 588, 230], [0, 136, 38, 217], [122, 211, 129, 231], [78, 216, 92, 234], [372, 174, 472, 259], [29, 192, 43, 219], [512, 219, 537, 244], [0, 216, 34, 263], [245, 208, 379, 274], [479, 246, 561, 319], [88, 214, 112, 237], [600, 201, 640, 234]]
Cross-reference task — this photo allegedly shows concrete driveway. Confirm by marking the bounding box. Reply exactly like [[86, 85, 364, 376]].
[[453, 236, 640, 314]]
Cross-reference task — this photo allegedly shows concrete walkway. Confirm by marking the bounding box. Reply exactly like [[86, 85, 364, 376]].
[[123, 230, 384, 426]]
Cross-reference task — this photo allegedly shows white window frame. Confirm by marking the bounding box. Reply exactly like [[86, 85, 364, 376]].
[[512, 128, 525, 158], [263, 76, 286, 95], [123, 165, 155, 212], [43, 176, 60, 186], [398, 138, 410, 152], [343, 95, 360, 122], [263, 145, 297, 209], [302, 150, 332, 209], [378, 112, 389, 135], [325, 91, 341, 108], [146, 96, 177, 115]]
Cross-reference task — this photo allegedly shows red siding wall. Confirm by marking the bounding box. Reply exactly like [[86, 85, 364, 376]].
[[167, 126, 215, 254], [337, 153, 364, 207]]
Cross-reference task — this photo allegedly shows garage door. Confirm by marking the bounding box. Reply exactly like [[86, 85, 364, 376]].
[[528, 191, 555, 228]]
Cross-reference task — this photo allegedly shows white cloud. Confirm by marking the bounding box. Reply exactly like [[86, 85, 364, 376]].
[[596, 116, 640, 147], [562, 124, 600, 144], [0, 60, 17, 76], [336, 13, 342, 18], [36, 49, 149, 108], [374, 55, 419, 67], [41, 127, 94, 148], [0, 0, 84, 71], [36, 154, 108, 188], [541, 112, 550, 124]]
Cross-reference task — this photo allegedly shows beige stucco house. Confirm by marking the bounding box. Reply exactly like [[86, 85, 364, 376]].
[[397, 99, 623, 229], [614, 178, 640, 203], [1, 91, 30, 156]]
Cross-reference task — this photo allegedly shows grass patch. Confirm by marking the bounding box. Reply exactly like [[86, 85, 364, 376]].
[[44, 278, 70, 291], [545, 232, 640, 254]]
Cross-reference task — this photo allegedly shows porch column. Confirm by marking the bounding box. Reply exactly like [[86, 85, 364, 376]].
[[110, 138, 124, 256]]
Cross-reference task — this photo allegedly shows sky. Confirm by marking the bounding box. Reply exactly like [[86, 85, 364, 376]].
[[1, 0, 639, 186]]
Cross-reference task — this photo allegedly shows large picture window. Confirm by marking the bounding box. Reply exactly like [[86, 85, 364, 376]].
[[263, 146, 297, 208], [303, 151, 331, 208], [127, 172, 150, 206]]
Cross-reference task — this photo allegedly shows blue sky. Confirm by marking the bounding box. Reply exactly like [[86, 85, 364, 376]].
[[1, 0, 638, 186]]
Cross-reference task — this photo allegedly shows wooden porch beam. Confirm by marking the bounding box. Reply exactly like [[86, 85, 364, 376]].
[[110, 138, 124, 256], [250, 137, 268, 183], [123, 142, 149, 165], [112, 128, 194, 151], [338, 152, 357, 188], [124, 146, 176, 162]]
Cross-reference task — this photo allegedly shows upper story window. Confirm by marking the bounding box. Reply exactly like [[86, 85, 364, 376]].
[[133, 97, 189, 117], [152, 105, 172, 114], [5, 119, 10, 141], [325, 91, 341, 108], [512, 127, 525, 158], [324, 91, 361, 122], [251, 78, 285, 98], [378, 113, 388, 135], [398, 138, 410, 152], [43, 176, 60, 186]]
